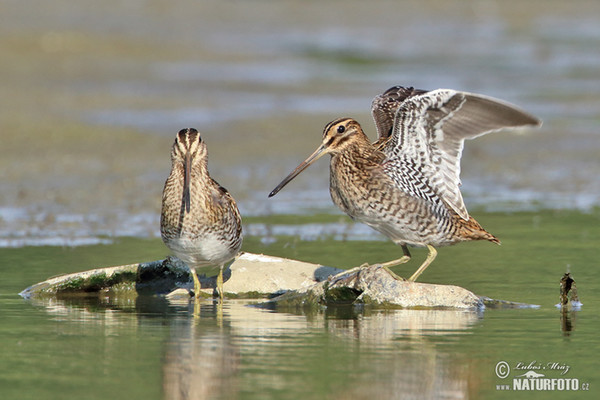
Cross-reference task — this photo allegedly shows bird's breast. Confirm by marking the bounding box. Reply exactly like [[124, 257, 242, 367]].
[[166, 232, 241, 267]]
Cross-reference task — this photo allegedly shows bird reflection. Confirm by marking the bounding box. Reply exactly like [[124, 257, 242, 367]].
[[163, 303, 240, 400]]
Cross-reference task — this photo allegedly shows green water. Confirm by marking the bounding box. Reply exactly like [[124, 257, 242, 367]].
[[1, 210, 599, 399]]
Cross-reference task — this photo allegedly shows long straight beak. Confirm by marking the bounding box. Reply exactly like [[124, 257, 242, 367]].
[[268, 144, 328, 197], [183, 151, 191, 213]]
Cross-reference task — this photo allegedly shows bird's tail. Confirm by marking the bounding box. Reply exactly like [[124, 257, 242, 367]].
[[459, 216, 501, 245]]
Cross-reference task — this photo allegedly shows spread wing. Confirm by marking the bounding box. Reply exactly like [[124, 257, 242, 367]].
[[382, 88, 542, 220], [371, 86, 427, 143]]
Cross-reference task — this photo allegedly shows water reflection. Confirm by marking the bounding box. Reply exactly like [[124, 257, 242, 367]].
[[560, 309, 577, 337], [26, 297, 484, 399], [324, 308, 481, 341], [163, 303, 240, 400]]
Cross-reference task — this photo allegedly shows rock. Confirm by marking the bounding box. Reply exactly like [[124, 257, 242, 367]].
[[270, 264, 482, 309], [19, 253, 537, 310], [205, 252, 343, 297], [19, 257, 191, 299], [18, 252, 343, 300], [269, 264, 538, 310], [557, 272, 582, 311]]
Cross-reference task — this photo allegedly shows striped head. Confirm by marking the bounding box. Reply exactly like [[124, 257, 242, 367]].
[[170, 128, 207, 213], [268, 117, 367, 197], [320, 118, 365, 155]]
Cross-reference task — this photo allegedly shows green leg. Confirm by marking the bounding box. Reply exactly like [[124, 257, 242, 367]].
[[380, 245, 411, 280], [190, 267, 201, 298], [216, 265, 224, 301], [408, 245, 437, 282]]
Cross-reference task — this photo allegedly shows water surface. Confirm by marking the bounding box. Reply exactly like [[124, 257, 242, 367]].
[[3, 210, 600, 399]]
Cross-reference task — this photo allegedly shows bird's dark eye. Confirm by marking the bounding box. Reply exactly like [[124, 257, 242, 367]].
[[337, 125, 345, 134]]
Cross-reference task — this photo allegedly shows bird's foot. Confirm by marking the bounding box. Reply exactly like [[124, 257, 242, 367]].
[[382, 265, 406, 281], [190, 269, 203, 299], [357, 262, 406, 281]]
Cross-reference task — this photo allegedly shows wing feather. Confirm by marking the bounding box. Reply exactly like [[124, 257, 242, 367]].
[[382, 88, 541, 220], [371, 86, 427, 142]]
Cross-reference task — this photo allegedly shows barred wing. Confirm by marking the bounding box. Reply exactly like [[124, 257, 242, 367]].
[[382, 89, 541, 220], [371, 86, 427, 142]]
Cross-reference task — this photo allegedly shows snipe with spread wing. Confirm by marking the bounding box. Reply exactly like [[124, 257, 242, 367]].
[[269, 86, 541, 281], [161, 128, 242, 299]]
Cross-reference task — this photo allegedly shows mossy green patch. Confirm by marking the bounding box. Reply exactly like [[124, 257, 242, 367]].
[[226, 291, 271, 299], [55, 277, 86, 293], [86, 273, 108, 291], [323, 286, 361, 304], [270, 291, 324, 313]]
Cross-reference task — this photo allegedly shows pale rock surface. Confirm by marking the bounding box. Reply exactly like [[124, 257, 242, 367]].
[[20, 252, 535, 309]]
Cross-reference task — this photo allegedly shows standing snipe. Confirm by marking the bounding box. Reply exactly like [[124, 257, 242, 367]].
[[269, 86, 541, 281], [161, 128, 243, 299]]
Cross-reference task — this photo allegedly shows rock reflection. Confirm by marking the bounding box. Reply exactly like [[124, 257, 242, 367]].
[[332, 352, 478, 400], [200, 302, 481, 399], [324, 308, 481, 341], [26, 295, 149, 335], [27, 296, 485, 399], [324, 309, 482, 399], [560, 309, 576, 337]]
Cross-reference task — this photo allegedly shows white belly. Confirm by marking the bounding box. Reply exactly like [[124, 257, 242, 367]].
[[169, 233, 237, 268]]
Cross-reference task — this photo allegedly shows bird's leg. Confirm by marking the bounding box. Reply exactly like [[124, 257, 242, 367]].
[[216, 258, 235, 301], [408, 245, 437, 282], [190, 267, 202, 298], [380, 245, 411, 268], [380, 245, 411, 280], [216, 265, 224, 301]]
